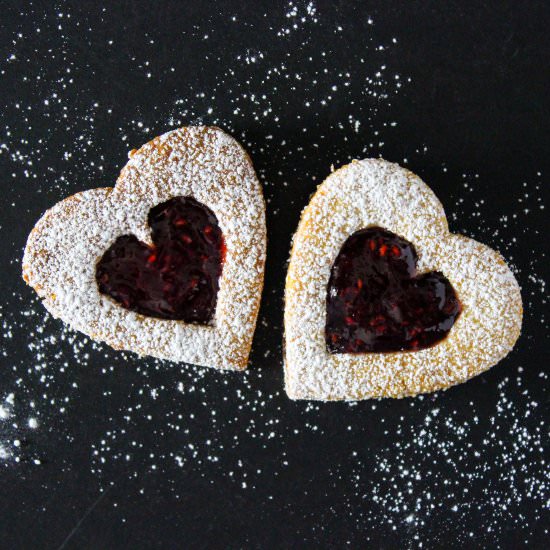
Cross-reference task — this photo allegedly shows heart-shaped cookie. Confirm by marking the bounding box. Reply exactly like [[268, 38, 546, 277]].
[[284, 159, 522, 400], [23, 126, 266, 370]]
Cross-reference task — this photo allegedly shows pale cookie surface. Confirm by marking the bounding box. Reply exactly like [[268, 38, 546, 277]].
[[23, 126, 266, 370], [285, 159, 522, 400]]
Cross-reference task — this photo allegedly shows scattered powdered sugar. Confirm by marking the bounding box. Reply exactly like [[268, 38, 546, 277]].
[[348, 377, 548, 546], [0, 1, 547, 546]]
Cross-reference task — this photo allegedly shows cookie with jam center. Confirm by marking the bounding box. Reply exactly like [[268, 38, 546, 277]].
[[23, 126, 266, 371], [284, 159, 522, 400]]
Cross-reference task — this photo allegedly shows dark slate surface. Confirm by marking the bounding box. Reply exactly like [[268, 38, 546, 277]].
[[0, 1, 548, 548]]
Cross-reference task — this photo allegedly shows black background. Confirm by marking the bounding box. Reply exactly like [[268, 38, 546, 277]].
[[0, 1, 549, 548]]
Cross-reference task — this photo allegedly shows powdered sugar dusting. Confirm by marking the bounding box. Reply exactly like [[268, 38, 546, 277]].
[[22, 127, 266, 370], [285, 159, 522, 400]]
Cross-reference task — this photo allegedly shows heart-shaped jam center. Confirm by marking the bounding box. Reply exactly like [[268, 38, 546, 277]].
[[96, 196, 225, 324], [326, 227, 461, 353]]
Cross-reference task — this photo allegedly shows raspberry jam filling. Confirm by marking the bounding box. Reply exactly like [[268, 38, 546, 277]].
[[326, 227, 461, 353], [96, 197, 225, 324]]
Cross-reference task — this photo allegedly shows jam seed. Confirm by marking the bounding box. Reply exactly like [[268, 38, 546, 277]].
[[369, 315, 386, 326], [443, 302, 456, 314], [379, 244, 388, 256]]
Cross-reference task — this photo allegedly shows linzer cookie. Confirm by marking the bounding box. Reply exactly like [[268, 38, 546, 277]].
[[284, 159, 522, 400], [23, 126, 266, 370]]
